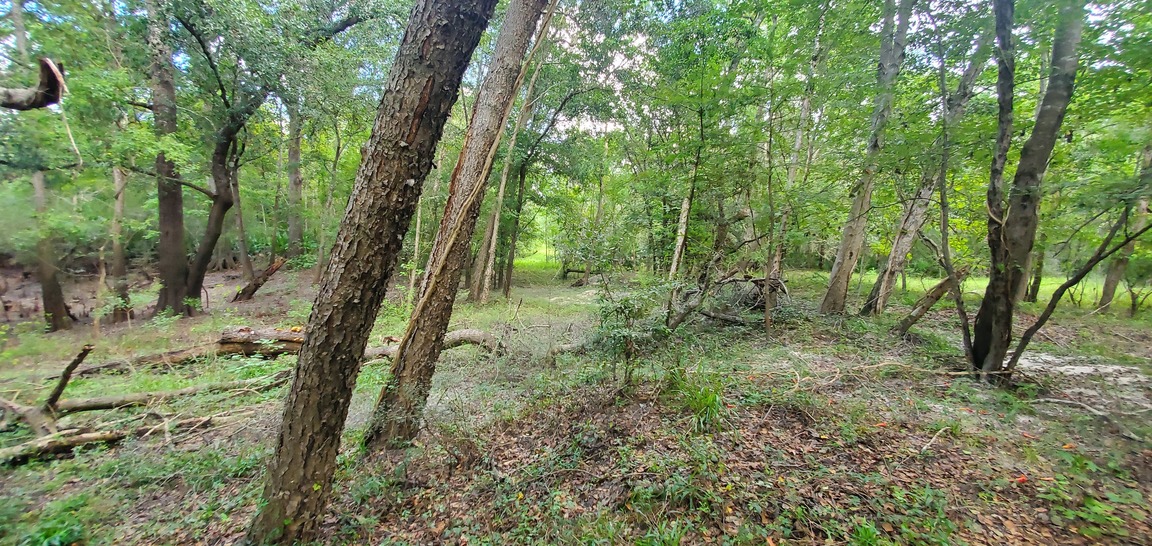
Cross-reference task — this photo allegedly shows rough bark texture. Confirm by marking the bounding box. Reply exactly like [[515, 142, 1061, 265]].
[[110, 167, 132, 322], [147, 0, 190, 316], [363, 0, 548, 452], [972, 0, 1084, 380], [287, 105, 305, 258], [820, 0, 915, 313], [1025, 235, 1045, 302], [860, 33, 988, 316], [243, 0, 497, 542], [1, 58, 65, 111]]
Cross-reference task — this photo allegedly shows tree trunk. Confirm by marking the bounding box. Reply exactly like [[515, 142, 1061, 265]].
[[363, 0, 549, 452], [1098, 150, 1150, 310], [11, 0, 28, 60], [185, 142, 237, 306], [972, 0, 1084, 380], [147, 0, 189, 316], [243, 0, 497, 542], [477, 40, 551, 303], [820, 0, 915, 314], [502, 161, 528, 297], [286, 104, 305, 258], [231, 166, 256, 281], [893, 268, 969, 336], [32, 172, 72, 332], [861, 179, 933, 315], [861, 34, 990, 316], [110, 167, 131, 323], [1026, 242, 1045, 302]]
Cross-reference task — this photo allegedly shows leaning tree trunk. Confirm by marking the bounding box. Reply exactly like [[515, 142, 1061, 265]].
[[147, 0, 189, 316], [972, 0, 1084, 381], [286, 104, 305, 258], [185, 141, 237, 306], [364, 0, 550, 452], [1098, 152, 1150, 310], [820, 0, 915, 314], [477, 34, 551, 303], [31, 172, 72, 332], [243, 0, 497, 543], [861, 33, 990, 316], [110, 166, 131, 323]]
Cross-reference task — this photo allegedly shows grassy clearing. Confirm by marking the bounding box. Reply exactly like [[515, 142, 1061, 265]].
[[1, 264, 1149, 545]]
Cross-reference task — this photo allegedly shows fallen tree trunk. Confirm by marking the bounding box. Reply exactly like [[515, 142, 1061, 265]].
[[363, 328, 498, 361], [1, 411, 254, 466], [232, 257, 287, 302], [53, 371, 290, 415], [3, 372, 288, 437], [64, 327, 496, 377]]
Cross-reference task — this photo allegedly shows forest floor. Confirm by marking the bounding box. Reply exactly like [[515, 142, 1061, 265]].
[[1, 260, 1151, 545]]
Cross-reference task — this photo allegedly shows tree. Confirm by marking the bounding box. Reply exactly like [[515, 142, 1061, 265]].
[[363, 0, 551, 451], [819, 0, 916, 314], [243, 0, 498, 542], [146, 0, 190, 315], [971, 0, 1086, 380]]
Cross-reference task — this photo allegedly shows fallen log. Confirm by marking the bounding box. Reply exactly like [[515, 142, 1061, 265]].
[[53, 371, 290, 415], [232, 257, 286, 302], [1, 411, 254, 465], [364, 328, 498, 361], [67, 327, 497, 377]]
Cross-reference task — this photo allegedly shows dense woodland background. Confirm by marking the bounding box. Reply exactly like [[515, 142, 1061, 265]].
[[2, 0, 1152, 544]]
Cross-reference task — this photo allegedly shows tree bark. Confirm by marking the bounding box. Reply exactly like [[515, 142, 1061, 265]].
[[363, 0, 549, 452], [476, 27, 552, 303], [893, 267, 969, 336], [1099, 149, 1150, 310], [286, 104, 305, 258], [147, 0, 190, 316], [110, 167, 131, 322], [502, 161, 529, 297], [231, 164, 256, 282], [861, 32, 991, 317], [0, 59, 65, 111], [243, 0, 497, 542], [972, 0, 1084, 380], [1025, 241, 1045, 302], [232, 257, 286, 302], [31, 172, 72, 332], [820, 0, 916, 314]]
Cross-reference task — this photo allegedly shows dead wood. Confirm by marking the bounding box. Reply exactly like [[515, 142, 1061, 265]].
[[53, 371, 290, 415], [364, 329, 498, 360], [0, 58, 65, 111], [893, 267, 970, 336], [232, 257, 287, 302], [0, 411, 254, 466], [43, 344, 94, 411]]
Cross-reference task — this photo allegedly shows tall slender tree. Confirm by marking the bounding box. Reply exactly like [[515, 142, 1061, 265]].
[[819, 0, 915, 314], [972, 0, 1085, 380], [363, 0, 551, 450], [244, 0, 498, 542]]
